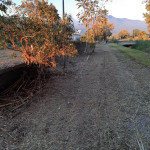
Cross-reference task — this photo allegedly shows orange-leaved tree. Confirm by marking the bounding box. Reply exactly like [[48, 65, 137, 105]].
[[137, 31, 149, 40], [2, 0, 77, 67], [76, 0, 111, 51], [132, 29, 140, 38], [0, 0, 12, 49], [118, 29, 130, 39], [81, 11, 114, 43], [109, 34, 119, 40], [97, 14, 114, 41], [144, 0, 150, 33]]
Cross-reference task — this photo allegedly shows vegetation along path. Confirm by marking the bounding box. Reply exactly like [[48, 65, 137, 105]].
[[1, 43, 150, 149]]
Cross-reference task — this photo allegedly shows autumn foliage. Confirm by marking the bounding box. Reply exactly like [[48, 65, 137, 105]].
[[118, 29, 130, 39], [144, 0, 150, 33], [137, 31, 149, 40], [81, 13, 114, 43], [76, 0, 113, 45], [2, 0, 77, 67], [0, 0, 11, 13]]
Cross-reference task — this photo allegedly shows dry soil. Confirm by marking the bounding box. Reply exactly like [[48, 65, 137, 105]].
[[0, 43, 150, 150]]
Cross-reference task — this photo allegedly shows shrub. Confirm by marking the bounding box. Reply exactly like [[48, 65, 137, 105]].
[[110, 38, 118, 43], [2, 0, 77, 67], [132, 40, 150, 53]]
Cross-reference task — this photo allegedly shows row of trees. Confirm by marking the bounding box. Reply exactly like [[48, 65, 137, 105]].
[[110, 29, 149, 40], [75, 0, 150, 44], [75, 0, 150, 43], [131, 0, 150, 40], [108, 1, 150, 42]]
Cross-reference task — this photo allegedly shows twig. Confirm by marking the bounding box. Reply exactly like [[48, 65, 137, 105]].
[[132, 105, 139, 120], [0, 103, 14, 108], [136, 128, 145, 150], [0, 128, 17, 140]]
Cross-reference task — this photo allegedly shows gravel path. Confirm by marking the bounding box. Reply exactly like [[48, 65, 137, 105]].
[[0, 43, 150, 150]]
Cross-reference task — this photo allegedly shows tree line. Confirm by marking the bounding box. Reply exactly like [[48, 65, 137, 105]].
[[2, 0, 150, 68], [109, 29, 149, 41], [109, 0, 150, 41]]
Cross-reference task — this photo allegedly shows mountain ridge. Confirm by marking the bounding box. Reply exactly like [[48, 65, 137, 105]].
[[73, 15, 148, 34], [107, 15, 148, 34]]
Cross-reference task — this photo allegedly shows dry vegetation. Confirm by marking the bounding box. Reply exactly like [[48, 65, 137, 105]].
[[0, 43, 150, 149], [1, 0, 150, 149]]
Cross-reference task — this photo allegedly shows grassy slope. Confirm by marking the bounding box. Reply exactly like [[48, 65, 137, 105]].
[[109, 43, 150, 67], [132, 40, 150, 53]]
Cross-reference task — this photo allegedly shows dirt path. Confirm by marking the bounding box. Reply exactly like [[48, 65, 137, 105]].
[[1, 43, 150, 150]]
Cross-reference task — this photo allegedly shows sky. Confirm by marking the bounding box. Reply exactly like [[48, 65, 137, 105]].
[[12, 0, 146, 21], [106, 0, 146, 21]]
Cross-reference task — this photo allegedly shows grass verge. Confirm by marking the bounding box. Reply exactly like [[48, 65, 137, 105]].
[[109, 43, 150, 67]]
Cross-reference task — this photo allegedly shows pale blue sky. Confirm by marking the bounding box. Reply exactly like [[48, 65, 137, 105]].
[[106, 0, 146, 21], [12, 0, 146, 21]]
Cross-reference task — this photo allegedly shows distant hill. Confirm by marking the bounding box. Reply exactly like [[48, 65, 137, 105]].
[[73, 15, 148, 35], [107, 15, 148, 34]]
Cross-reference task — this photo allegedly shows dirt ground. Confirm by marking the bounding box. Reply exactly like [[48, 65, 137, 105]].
[[0, 49, 24, 72], [0, 43, 150, 150]]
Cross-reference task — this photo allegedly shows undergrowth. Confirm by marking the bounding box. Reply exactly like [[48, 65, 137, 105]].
[[132, 40, 150, 53]]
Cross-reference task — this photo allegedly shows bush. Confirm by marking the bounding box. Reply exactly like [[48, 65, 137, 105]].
[[132, 40, 150, 53], [73, 41, 86, 54], [2, 0, 77, 67], [73, 41, 95, 54]]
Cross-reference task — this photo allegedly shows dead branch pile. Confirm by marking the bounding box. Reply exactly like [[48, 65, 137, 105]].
[[0, 66, 47, 112]]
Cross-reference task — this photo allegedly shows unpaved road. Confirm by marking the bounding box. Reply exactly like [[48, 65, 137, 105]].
[[1, 43, 150, 150]]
